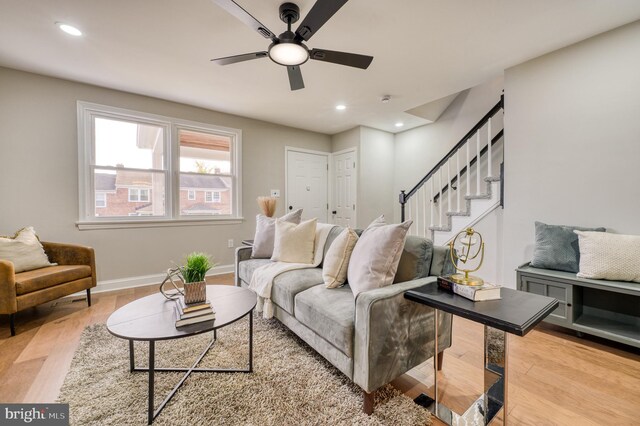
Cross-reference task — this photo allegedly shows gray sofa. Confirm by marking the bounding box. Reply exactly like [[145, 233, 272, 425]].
[[235, 226, 454, 413]]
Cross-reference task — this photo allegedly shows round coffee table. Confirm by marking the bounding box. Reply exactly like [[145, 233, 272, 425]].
[[107, 285, 256, 424]]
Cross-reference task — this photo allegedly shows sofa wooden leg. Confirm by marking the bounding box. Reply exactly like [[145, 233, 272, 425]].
[[9, 313, 16, 336], [86, 289, 92, 307], [363, 390, 375, 415], [437, 351, 444, 371]]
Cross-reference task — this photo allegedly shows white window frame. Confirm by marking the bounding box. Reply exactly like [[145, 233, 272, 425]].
[[77, 101, 243, 230], [187, 190, 196, 200], [128, 188, 151, 202], [212, 191, 221, 203], [205, 191, 213, 203]]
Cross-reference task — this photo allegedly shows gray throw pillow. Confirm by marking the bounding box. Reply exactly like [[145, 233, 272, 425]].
[[393, 236, 434, 283], [531, 221, 606, 273], [251, 209, 302, 258]]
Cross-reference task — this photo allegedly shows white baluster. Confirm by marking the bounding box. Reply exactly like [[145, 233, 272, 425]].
[[415, 186, 421, 236], [423, 185, 428, 238], [488, 117, 493, 178], [447, 158, 451, 215], [430, 178, 434, 228], [456, 149, 461, 212], [476, 130, 481, 195], [438, 168, 443, 228], [466, 141, 470, 197]]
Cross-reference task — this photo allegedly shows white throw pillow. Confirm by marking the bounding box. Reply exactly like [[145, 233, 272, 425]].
[[347, 216, 413, 297], [0, 227, 55, 273], [323, 227, 359, 288], [251, 209, 302, 258], [271, 218, 317, 264], [575, 230, 640, 283]]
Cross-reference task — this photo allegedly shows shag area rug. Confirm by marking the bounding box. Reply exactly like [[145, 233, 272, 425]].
[[58, 315, 431, 425]]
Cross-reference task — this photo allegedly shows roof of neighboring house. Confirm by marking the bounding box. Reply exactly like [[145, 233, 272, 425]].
[[180, 174, 229, 189], [94, 172, 229, 190], [95, 173, 116, 191]]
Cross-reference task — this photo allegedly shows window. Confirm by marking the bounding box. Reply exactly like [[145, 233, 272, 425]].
[[77, 102, 242, 227], [129, 188, 150, 202], [95, 193, 106, 208]]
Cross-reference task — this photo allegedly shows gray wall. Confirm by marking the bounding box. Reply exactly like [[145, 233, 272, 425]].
[[394, 76, 504, 221], [502, 20, 640, 283], [0, 67, 331, 282], [358, 127, 395, 226]]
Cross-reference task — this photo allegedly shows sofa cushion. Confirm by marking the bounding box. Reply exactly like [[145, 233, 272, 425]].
[[15, 265, 92, 295], [251, 209, 303, 259], [295, 284, 355, 357], [271, 218, 317, 264], [238, 259, 272, 283], [348, 216, 412, 297], [0, 227, 56, 273], [323, 227, 359, 288], [238, 260, 323, 315], [394, 235, 433, 283], [271, 268, 324, 315]]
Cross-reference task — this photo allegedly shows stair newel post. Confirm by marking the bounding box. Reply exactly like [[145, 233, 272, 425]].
[[447, 157, 451, 215], [476, 129, 481, 195], [488, 117, 493, 178], [466, 140, 471, 197], [430, 179, 434, 228], [399, 190, 406, 222], [456, 149, 461, 212], [438, 168, 443, 228]]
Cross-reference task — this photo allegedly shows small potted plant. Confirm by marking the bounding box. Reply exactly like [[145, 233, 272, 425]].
[[179, 252, 214, 304]]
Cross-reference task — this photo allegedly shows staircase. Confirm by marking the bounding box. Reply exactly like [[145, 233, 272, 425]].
[[399, 96, 504, 246]]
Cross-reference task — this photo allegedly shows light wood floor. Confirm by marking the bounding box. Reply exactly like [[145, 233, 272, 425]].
[[1, 276, 639, 425]]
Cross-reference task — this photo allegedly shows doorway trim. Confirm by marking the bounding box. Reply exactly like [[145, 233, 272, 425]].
[[329, 147, 358, 227], [284, 146, 330, 221]]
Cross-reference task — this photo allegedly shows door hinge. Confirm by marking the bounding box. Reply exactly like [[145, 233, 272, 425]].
[[353, 162, 356, 168], [353, 204, 355, 210], [327, 203, 329, 210], [327, 164, 329, 171]]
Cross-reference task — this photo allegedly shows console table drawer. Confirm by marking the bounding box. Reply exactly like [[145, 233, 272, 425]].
[[519, 275, 573, 325]]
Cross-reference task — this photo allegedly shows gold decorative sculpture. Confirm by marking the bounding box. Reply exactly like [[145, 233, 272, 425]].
[[448, 227, 485, 286]]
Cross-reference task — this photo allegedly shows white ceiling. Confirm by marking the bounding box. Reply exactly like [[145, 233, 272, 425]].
[[1, 1, 639, 134]]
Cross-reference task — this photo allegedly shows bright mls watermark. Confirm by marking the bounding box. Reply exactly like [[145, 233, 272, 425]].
[[0, 404, 68, 425]]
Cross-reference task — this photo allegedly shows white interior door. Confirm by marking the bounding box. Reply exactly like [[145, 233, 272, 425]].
[[286, 150, 328, 222], [331, 149, 357, 227]]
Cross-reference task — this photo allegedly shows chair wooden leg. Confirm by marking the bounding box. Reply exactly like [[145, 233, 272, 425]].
[[86, 289, 92, 307], [437, 350, 444, 371], [363, 390, 375, 415], [9, 313, 16, 336]]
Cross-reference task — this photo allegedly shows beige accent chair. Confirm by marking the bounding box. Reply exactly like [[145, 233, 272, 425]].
[[0, 242, 96, 336]]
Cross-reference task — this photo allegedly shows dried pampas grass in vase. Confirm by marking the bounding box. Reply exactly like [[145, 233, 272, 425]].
[[257, 196, 277, 217]]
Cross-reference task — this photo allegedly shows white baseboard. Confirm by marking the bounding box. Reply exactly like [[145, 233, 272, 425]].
[[67, 263, 235, 297]]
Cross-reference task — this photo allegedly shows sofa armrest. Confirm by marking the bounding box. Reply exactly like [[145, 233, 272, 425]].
[[41, 242, 97, 288], [234, 246, 253, 286], [0, 260, 17, 314], [353, 277, 452, 393]]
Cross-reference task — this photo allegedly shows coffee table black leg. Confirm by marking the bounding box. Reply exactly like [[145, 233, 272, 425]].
[[148, 340, 155, 425], [129, 340, 135, 372], [249, 310, 253, 372]]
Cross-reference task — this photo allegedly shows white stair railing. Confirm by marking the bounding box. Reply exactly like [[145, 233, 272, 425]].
[[400, 96, 504, 239]]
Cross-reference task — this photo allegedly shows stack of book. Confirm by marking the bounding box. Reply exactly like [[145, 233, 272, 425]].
[[174, 298, 215, 327], [438, 276, 501, 301]]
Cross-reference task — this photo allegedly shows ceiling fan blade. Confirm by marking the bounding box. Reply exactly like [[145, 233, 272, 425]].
[[309, 48, 373, 69], [211, 0, 278, 42], [211, 51, 268, 65], [295, 0, 348, 41], [287, 66, 305, 91]]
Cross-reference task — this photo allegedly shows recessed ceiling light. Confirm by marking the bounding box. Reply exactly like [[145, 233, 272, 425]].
[[335, 105, 346, 111], [395, 122, 404, 127], [56, 22, 82, 37]]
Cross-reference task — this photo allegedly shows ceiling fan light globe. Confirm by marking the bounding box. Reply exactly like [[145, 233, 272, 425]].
[[268, 42, 309, 66]]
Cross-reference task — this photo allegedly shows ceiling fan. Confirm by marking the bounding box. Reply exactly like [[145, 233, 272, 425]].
[[210, 0, 374, 90]]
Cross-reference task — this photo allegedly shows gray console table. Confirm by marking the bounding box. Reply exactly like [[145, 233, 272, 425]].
[[405, 283, 558, 425], [517, 263, 640, 348]]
